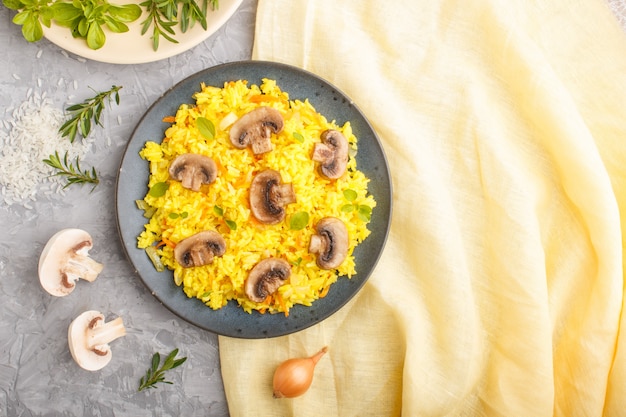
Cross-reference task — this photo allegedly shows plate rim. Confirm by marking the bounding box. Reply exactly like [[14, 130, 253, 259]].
[[115, 60, 393, 338]]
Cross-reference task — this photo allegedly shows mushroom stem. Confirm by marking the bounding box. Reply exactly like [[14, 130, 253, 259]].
[[87, 316, 126, 350], [64, 256, 104, 283]]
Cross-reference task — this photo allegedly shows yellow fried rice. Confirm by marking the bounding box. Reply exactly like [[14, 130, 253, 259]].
[[137, 79, 375, 315]]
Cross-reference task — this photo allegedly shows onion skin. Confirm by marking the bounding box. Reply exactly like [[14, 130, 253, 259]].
[[272, 346, 328, 398]]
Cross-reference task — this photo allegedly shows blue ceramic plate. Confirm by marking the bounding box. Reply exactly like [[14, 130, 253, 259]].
[[116, 61, 392, 338]]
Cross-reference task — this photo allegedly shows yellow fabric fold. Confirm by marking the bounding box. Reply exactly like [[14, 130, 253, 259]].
[[219, 0, 626, 415]]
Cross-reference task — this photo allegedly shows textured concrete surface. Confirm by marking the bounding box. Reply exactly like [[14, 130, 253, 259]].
[[0, 1, 256, 415]]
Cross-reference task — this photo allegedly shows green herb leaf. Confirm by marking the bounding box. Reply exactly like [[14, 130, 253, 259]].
[[214, 205, 236, 230], [292, 132, 305, 143], [43, 151, 99, 191], [139, 0, 219, 51], [149, 182, 169, 197], [341, 204, 355, 213], [3, 0, 24, 11], [196, 116, 215, 140], [21, 13, 44, 42], [59, 85, 123, 143], [86, 22, 106, 49], [358, 205, 372, 222], [138, 348, 187, 391], [225, 219, 237, 230], [10, 0, 141, 48], [108, 4, 142, 22], [52, 2, 85, 25], [289, 211, 309, 231], [343, 189, 358, 202]]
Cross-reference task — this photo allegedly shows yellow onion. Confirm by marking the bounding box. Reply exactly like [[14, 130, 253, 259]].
[[272, 346, 328, 398]]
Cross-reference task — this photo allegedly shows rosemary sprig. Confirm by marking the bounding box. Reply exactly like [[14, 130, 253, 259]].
[[139, 0, 219, 51], [138, 348, 187, 391], [139, 0, 178, 51], [43, 151, 99, 190], [59, 85, 122, 143]]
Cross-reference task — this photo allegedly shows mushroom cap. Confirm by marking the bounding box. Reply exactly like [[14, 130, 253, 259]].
[[168, 153, 218, 192], [38, 228, 104, 297], [309, 217, 349, 269], [229, 107, 284, 154], [245, 257, 291, 303], [68, 310, 126, 371], [174, 230, 226, 268], [249, 169, 296, 224], [311, 129, 349, 180]]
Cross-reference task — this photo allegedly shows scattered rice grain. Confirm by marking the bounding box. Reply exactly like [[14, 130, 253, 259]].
[[0, 91, 92, 207]]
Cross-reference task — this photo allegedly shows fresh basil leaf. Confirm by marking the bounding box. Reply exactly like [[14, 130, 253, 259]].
[[12, 9, 30, 25], [289, 211, 309, 231], [108, 4, 142, 22], [358, 205, 372, 221], [197, 117, 215, 140], [341, 204, 355, 213], [343, 189, 358, 202], [86, 22, 106, 49], [77, 17, 89, 37], [51, 2, 83, 24], [3, 0, 24, 11], [103, 16, 130, 33], [293, 132, 305, 143], [21, 14, 44, 42], [149, 182, 169, 198]]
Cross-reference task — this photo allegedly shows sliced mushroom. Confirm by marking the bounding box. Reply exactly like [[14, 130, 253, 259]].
[[309, 217, 349, 269], [245, 258, 291, 302], [311, 129, 349, 180], [38, 228, 104, 297], [169, 153, 218, 192], [174, 230, 226, 268], [68, 310, 126, 371], [229, 107, 284, 154], [249, 169, 296, 224]]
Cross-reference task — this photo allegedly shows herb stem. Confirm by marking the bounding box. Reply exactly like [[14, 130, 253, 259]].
[[59, 85, 122, 143], [138, 348, 187, 391], [43, 151, 99, 191]]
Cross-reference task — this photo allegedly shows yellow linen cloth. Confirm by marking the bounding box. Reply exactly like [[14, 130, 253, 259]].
[[219, 0, 626, 415]]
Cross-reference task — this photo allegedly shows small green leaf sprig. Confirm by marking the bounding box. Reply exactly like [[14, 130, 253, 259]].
[[43, 85, 123, 190], [43, 151, 99, 190], [139, 0, 219, 51], [341, 189, 373, 222], [138, 348, 187, 391], [4, 0, 142, 49], [59, 85, 122, 143]]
